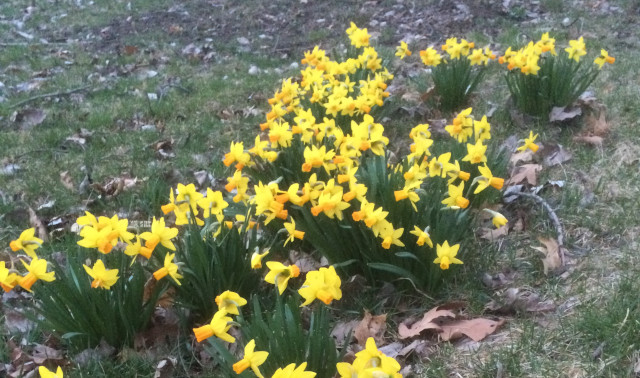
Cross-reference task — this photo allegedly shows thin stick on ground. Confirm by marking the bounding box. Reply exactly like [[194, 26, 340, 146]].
[[509, 191, 565, 264], [10, 85, 91, 108]]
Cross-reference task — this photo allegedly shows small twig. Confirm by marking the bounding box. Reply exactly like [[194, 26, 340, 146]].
[[509, 191, 565, 263], [10, 85, 91, 108]]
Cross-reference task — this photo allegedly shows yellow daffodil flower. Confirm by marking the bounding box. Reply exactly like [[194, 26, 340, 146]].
[[565, 36, 586, 62], [197, 188, 228, 218], [474, 164, 505, 194], [39, 366, 64, 378], [283, 219, 305, 246], [410, 226, 434, 248], [140, 217, 179, 254], [516, 131, 539, 152], [153, 253, 183, 285], [192, 310, 236, 343], [434, 241, 463, 270], [272, 362, 316, 378], [462, 139, 488, 164], [442, 182, 469, 209], [298, 266, 342, 306], [264, 261, 300, 294], [83, 259, 119, 289], [484, 209, 508, 228], [251, 249, 270, 269], [233, 339, 269, 378], [19, 257, 55, 291], [215, 290, 247, 315], [395, 41, 411, 59], [594, 49, 615, 69], [9, 228, 43, 258]]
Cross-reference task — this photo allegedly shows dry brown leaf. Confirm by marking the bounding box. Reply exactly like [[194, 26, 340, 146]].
[[60, 171, 75, 191], [30, 344, 64, 365], [509, 150, 533, 166], [573, 135, 603, 147], [509, 164, 542, 186], [542, 144, 572, 167], [549, 106, 582, 122], [485, 288, 556, 315], [439, 318, 505, 342], [27, 207, 48, 242], [532, 237, 562, 275], [354, 311, 387, 346], [91, 176, 140, 197], [398, 305, 456, 339], [331, 319, 359, 345], [588, 111, 610, 136], [479, 225, 509, 241]]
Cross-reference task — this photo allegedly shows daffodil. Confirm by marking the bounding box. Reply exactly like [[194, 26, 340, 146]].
[[192, 310, 236, 343], [442, 182, 469, 209], [215, 290, 247, 315], [272, 362, 316, 378], [434, 241, 463, 270], [251, 249, 269, 269], [474, 164, 504, 194], [77, 225, 119, 254], [264, 261, 300, 294], [410, 225, 433, 248], [298, 266, 342, 306], [594, 49, 615, 69], [419, 47, 442, 66], [565, 36, 586, 62], [197, 188, 228, 218], [19, 257, 55, 291], [9, 228, 43, 258], [395, 41, 411, 59], [517, 131, 539, 152], [484, 209, 508, 228], [39, 366, 64, 378], [153, 253, 183, 285], [462, 139, 488, 164], [347, 338, 402, 377], [283, 218, 305, 246], [140, 217, 179, 253], [232, 339, 269, 378], [83, 260, 119, 289]]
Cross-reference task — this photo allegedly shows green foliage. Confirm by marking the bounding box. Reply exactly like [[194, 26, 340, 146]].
[[431, 58, 486, 112], [173, 217, 263, 324], [505, 55, 599, 117], [28, 249, 166, 351], [206, 293, 344, 378]]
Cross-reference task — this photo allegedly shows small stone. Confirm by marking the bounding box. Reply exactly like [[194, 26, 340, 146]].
[[289, 62, 299, 69], [561, 17, 571, 26], [248, 66, 260, 75], [140, 124, 156, 131]]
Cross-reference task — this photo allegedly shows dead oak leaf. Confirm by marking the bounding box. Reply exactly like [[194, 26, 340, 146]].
[[60, 171, 75, 191], [354, 311, 387, 346], [439, 318, 505, 342], [508, 164, 542, 186], [398, 305, 456, 339], [532, 237, 562, 275]]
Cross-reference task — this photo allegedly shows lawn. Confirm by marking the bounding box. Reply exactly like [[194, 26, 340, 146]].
[[1, 0, 639, 377]]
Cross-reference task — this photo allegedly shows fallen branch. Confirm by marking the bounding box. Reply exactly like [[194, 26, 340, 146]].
[[508, 191, 565, 264], [10, 85, 91, 108]]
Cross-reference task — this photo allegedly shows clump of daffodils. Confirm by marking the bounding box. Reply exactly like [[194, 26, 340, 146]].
[[500, 33, 615, 117], [221, 24, 508, 291], [416, 37, 495, 112]]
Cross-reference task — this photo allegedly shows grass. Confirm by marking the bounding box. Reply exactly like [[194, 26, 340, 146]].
[[1, 0, 640, 376]]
